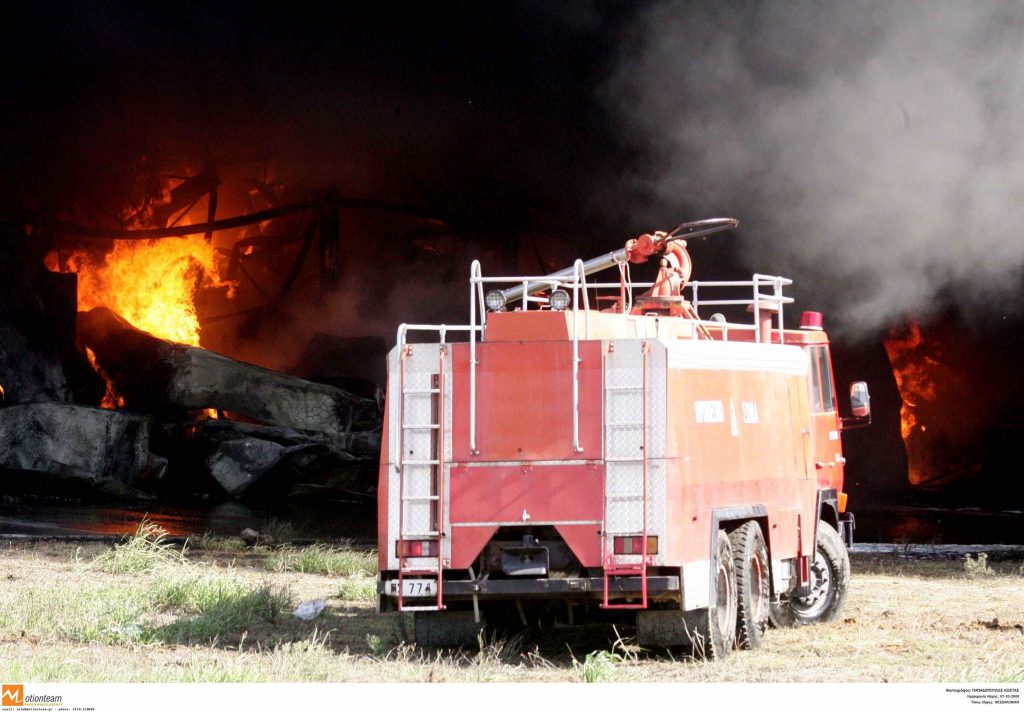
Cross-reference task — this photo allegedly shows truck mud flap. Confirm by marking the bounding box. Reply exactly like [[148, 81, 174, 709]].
[[839, 511, 855, 548]]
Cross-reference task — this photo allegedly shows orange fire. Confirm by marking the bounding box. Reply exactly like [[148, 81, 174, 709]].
[[62, 235, 232, 347], [884, 322, 937, 441], [85, 346, 124, 409], [884, 321, 947, 486]]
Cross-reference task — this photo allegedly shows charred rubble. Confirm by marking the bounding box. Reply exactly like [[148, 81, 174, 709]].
[[0, 224, 382, 503]]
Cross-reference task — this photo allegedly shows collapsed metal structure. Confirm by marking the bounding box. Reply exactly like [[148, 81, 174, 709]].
[[0, 170, 460, 502]]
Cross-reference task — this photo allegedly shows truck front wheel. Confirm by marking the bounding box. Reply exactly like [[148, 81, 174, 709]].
[[770, 521, 849, 627]]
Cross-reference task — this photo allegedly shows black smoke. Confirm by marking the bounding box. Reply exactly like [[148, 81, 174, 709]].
[[604, 1, 1024, 337]]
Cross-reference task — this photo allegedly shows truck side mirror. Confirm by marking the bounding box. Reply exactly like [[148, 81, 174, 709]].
[[842, 381, 871, 429]]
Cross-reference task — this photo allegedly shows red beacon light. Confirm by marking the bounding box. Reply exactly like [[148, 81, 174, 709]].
[[800, 311, 824, 331]]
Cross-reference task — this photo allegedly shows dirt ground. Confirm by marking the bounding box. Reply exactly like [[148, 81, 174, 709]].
[[0, 540, 1021, 683]]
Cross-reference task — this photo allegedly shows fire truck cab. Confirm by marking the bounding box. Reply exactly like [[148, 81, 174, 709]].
[[377, 219, 870, 658]]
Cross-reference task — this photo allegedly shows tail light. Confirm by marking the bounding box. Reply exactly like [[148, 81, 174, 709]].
[[613, 535, 658, 555], [396, 539, 439, 558]]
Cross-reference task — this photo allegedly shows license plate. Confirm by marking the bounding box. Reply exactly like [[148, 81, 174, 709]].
[[387, 579, 437, 598]]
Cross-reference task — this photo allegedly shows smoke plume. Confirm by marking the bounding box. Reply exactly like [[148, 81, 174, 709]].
[[604, 1, 1024, 336]]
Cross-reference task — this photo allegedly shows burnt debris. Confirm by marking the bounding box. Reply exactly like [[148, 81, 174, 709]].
[[0, 225, 381, 503]]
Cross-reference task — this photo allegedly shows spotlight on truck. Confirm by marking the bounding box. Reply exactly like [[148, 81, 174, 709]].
[[485, 290, 506, 312], [549, 289, 570, 311]]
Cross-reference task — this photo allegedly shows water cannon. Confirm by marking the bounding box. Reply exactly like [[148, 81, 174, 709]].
[[495, 217, 738, 307]]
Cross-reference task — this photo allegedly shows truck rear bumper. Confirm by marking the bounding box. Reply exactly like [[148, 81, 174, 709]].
[[378, 574, 680, 601]]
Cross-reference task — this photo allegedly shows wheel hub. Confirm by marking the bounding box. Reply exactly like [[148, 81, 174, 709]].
[[716, 560, 736, 632], [790, 551, 834, 618], [751, 552, 768, 620]]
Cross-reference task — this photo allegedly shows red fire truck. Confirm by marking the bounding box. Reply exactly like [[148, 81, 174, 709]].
[[377, 218, 870, 658]]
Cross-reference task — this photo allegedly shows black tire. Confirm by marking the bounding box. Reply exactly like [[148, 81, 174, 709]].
[[479, 601, 525, 637], [680, 529, 737, 659], [769, 520, 849, 627], [730, 521, 770, 649], [414, 610, 484, 647]]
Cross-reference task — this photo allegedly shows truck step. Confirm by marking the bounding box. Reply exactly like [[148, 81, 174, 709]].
[[399, 605, 446, 612], [605, 566, 646, 575]]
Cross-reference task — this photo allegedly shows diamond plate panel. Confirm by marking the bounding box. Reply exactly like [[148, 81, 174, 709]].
[[401, 426, 433, 464], [612, 554, 644, 565], [607, 391, 643, 421], [606, 341, 645, 468], [644, 342, 668, 565], [606, 341, 645, 388], [606, 427, 642, 458], [402, 465, 434, 498], [607, 497, 644, 533], [402, 500, 434, 535], [442, 347, 453, 561], [386, 343, 449, 568], [606, 462, 643, 496], [644, 342, 667, 461], [601, 339, 669, 564]]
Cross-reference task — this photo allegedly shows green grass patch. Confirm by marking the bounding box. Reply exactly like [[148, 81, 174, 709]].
[[267, 544, 375, 577], [0, 582, 156, 644], [188, 533, 247, 552], [569, 628, 638, 683], [3, 539, 290, 648], [572, 649, 622, 682], [338, 576, 376, 603], [0, 571, 290, 646], [91, 519, 185, 574], [152, 578, 288, 644]]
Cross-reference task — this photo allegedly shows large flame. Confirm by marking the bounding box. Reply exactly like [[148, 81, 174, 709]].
[[883, 322, 937, 443], [883, 320, 984, 488], [62, 235, 232, 347], [58, 235, 235, 411]]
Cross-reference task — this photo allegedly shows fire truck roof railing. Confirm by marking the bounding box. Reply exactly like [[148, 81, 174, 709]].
[[467, 259, 794, 346], [393, 259, 798, 459]]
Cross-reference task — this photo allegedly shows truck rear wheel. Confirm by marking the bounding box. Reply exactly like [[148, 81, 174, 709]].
[[769, 520, 849, 627], [730, 521, 770, 649], [636, 530, 737, 659], [685, 529, 737, 659]]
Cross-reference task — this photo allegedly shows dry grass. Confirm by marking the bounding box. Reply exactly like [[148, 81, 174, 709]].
[[1, 542, 1022, 683]]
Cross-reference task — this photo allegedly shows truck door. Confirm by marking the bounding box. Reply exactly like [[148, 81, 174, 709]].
[[807, 344, 844, 491]]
